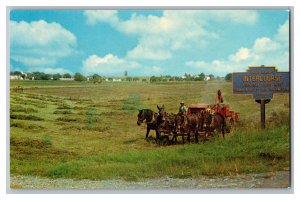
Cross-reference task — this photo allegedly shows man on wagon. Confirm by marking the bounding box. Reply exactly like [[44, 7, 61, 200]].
[[178, 101, 188, 124], [178, 101, 187, 115], [215, 89, 227, 131], [215, 89, 224, 111]]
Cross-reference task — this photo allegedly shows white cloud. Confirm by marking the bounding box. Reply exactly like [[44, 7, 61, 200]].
[[253, 37, 280, 53], [10, 56, 56, 67], [82, 54, 140, 75], [229, 48, 252, 63], [209, 10, 258, 24], [83, 10, 119, 26], [127, 45, 172, 60], [28, 67, 71, 74], [84, 10, 258, 61], [275, 20, 289, 42], [185, 20, 289, 76], [43, 67, 71, 74], [143, 66, 164, 75], [82, 54, 165, 76], [10, 20, 77, 68]]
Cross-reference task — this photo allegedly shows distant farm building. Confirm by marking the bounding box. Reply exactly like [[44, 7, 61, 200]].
[[204, 76, 211, 81], [59, 78, 74, 81], [10, 75, 23, 80], [113, 78, 122, 82], [105, 78, 122, 82]]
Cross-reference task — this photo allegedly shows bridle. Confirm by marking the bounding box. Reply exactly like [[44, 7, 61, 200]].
[[137, 110, 155, 124]]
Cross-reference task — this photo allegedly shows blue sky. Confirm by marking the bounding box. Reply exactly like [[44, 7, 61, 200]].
[[10, 9, 289, 77]]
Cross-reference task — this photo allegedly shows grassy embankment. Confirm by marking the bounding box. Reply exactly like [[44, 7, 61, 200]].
[[10, 80, 290, 181]]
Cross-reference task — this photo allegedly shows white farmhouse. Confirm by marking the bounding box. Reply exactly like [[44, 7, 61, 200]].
[[204, 76, 211, 81]]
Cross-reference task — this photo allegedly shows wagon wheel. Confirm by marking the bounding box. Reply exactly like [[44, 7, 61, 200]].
[[159, 135, 170, 146], [170, 131, 178, 145], [146, 136, 157, 144]]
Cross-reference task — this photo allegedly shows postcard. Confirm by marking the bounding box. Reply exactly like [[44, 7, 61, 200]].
[[9, 8, 291, 191]]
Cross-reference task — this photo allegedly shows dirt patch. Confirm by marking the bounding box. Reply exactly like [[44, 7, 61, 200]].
[[10, 171, 290, 190]]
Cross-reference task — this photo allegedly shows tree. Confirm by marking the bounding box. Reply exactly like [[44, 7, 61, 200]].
[[208, 74, 215, 80], [63, 73, 72, 78], [124, 70, 128, 77], [184, 73, 193, 81], [199, 73, 205, 81], [169, 77, 175, 81], [52, 73, 62, 80], [194, 77, 202, 81], [28, 72, 50, 80], [13, 71, 22, 76], [225, 73, 232, 81], [74, 72, 86, 81], [150, 76, 157, 82], [40, 73, 51, 80], [174, 76, 183, 81], [92, 74, 102, 83]]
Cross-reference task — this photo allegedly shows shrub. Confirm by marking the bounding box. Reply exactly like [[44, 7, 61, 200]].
[[74, 72, 86, 81], [122, 94, 143, 111]]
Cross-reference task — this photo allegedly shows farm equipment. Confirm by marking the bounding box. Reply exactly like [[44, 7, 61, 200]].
[[211, 103, 240, 128]]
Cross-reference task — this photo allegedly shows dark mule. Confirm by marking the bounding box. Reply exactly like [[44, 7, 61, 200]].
[[187, 113, 199, 143], [175, 113, 199, 143], [157, 104, 165, 118], [213, 113, 226, 138], [174, 113, 189, 143], [157, 105, 176, 145], [174, 114, 185, 143], [201, 110, 210, 142], [137, 109, 160, 140], [202, 110, 226, 141]]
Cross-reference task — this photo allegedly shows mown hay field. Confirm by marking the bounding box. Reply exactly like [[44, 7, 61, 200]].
[[9, 80, 290, 182]]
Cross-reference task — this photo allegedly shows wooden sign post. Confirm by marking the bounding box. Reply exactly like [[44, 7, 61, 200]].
[[233, 66, 289, 129]]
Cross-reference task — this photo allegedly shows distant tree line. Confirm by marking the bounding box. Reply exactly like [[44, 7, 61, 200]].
[[10, 70, 233, 82], [149, 73, 218, 83], [225, 73, 232, 81], [10, 71, 96, 82]]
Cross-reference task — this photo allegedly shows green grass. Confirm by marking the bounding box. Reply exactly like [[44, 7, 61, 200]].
[[9, 80, 290, 181]]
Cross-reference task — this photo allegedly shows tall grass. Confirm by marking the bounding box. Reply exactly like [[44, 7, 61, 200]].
[[122, 94, 143, 111]]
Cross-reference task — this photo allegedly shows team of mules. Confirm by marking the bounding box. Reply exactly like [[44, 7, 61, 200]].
[[137, 104, 227, 145]]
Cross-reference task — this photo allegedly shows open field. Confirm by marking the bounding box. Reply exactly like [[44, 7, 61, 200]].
[[9, 80, 290, 188]]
